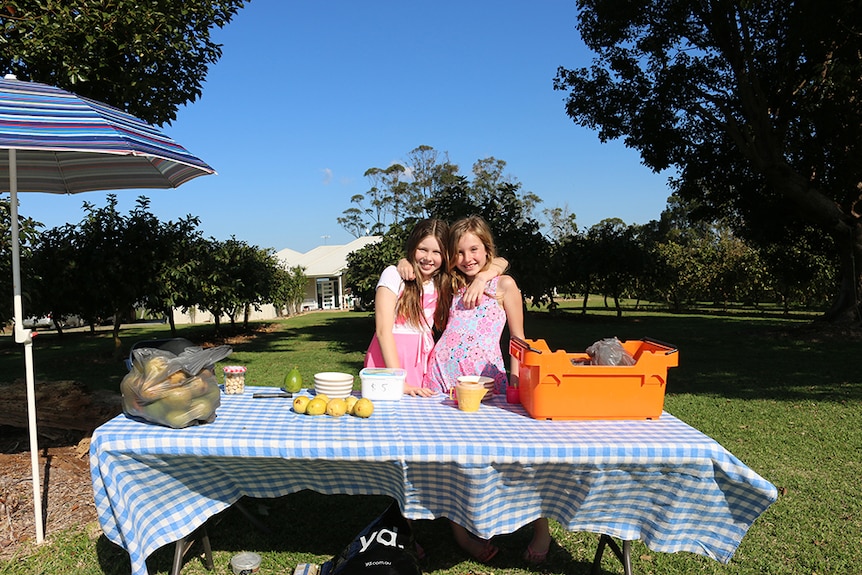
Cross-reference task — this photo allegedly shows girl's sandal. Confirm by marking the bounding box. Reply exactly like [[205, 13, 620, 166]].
[[472, 540, 499, 564], [523, 544, 548, 565]]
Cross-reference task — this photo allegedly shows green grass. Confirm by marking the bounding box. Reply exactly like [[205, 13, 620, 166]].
[[1, 305, 861, 574]]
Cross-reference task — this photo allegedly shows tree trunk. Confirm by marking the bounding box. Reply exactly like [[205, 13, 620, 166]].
[[761, 163, 862, 325], [821, 222, 862, 324], [166, 307, 177, 337], [112, 319, 123, 361]]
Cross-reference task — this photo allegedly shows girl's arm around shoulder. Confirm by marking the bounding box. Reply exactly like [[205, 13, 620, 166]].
[[497, 274, 521, 299], [462, 256, 509, 308]]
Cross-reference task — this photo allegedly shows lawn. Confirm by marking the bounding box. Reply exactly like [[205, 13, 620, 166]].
[[1, 304, 860, 574]]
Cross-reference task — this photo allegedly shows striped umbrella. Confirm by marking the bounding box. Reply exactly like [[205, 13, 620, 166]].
[[0, 74, 215, 544]]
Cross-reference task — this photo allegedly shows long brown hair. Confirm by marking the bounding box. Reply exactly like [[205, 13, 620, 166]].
[[396, 219, 451, 332], [447, 215, 497, 291]]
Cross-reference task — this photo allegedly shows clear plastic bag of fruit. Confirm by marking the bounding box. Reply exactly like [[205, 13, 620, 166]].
[[120, 345, 232, 428]]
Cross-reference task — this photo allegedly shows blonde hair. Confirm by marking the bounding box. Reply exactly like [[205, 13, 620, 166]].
[[447, 215, 497, 291]]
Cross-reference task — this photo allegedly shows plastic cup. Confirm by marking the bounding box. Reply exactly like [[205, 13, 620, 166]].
[[454, 382, 488, 412]]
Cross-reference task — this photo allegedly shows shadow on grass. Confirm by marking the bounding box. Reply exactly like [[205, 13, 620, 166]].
[[526, 310, 862, 404], [224, 310, 862, 405], [96, 491, 601, 575], [4, 309, 859, 407], [276, 313, 375, 355]]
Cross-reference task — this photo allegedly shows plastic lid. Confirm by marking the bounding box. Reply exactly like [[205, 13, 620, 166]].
[[223, 365, 247, 374], [230, 551, 261, 571], [360, 367, 407, 378]]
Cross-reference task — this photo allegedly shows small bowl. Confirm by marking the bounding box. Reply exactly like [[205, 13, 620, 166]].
[[313, 372, 354, 398], [457, 375, 495, 400]]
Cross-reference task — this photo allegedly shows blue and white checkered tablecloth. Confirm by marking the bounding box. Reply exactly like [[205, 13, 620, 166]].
[[90, 388, 777, 575]]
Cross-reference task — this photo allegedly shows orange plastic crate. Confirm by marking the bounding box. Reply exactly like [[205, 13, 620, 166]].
[[510, 337, 679, 420]]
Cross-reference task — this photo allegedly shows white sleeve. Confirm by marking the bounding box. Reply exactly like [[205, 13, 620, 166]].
[[376, 265, 404, 296]]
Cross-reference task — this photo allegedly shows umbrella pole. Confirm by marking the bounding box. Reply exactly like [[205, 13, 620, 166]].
[[9, 149, 45, 544]]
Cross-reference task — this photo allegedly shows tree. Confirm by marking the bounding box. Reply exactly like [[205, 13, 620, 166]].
[[28, 223, 82, 333], [73, 195, 163, 354], [337, 195, 372, 238], [584, 218, 645, 317], [406, 144, 458, 211], [282, 265, 308, 316], [339, 146, 464, 238], [0, 198, 40, 326], [344, 223, 411, 307], [1, 0, 248, 125], [554, 0, 862, 324], [141, 214, 205, 335], [543, 205, 579, 243], [195, 238, 240, 334], [233, 243, 281, 329]]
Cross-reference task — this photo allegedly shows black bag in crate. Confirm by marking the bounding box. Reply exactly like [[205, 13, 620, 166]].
[[321, 500, 421, 575]]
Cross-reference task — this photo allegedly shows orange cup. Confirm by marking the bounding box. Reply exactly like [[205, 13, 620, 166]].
[[453, 381, 488, 412]]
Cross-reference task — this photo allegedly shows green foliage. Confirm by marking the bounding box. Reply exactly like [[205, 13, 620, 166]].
[[193, 236, 281, 332], [344, 223, 411, 306], [554, 0, 862, 323], [7, 196, 289, 342], [270, 265, 308, 316], [343, 147, 554, 307], [141, 213, 205, 332], [27, 223, 82, 328], [0, 0, 249, 125], [74, 195, 163, 342], [0, 197, 42, 323], [1, 309, 860, 574]]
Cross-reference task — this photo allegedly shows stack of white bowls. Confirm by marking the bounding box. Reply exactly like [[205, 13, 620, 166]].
[[313, 372, 354, 398]]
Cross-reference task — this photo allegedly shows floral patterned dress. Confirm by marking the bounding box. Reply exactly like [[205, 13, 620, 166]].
[[424, 276, 508, 394]]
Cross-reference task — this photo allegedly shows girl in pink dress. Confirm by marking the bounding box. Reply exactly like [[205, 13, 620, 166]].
[[364, 219, 450, 396], [424, 215, 552, 565]]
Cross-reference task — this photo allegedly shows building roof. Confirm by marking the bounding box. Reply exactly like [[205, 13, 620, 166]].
[[276, 236, 381, 277]]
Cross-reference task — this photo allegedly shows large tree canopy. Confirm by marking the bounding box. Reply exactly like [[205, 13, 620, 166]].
[[0, 0, 248, 125], [554, 0, 862, 323]]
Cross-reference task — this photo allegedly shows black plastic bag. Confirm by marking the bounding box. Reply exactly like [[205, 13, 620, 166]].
[[321, 501, 421, 575], [586, 337, 636, 366]]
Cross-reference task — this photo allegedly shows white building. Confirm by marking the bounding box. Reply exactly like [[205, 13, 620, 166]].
[[171, 236, 380, 324], [276, 236, 381, 311]]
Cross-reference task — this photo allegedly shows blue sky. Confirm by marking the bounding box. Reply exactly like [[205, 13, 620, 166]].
[[19, 1, 673, 253]]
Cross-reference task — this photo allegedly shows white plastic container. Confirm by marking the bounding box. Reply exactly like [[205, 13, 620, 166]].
[[230, 551, 261, 574], [360, 368, 406, 401]]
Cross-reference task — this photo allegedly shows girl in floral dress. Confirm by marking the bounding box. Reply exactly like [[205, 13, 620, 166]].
[[424, 215, 552, 565]]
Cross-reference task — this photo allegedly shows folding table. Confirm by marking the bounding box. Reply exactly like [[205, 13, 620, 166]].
[[90, 388, 777, 575]]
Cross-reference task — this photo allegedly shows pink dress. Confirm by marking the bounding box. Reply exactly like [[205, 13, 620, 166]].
[[364, 266, 437, 388], [424, 277, 508, 394]]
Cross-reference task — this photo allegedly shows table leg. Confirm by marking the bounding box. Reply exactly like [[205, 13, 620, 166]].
[[171, 524, 213, 575], [590, 534, 633, 575]]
